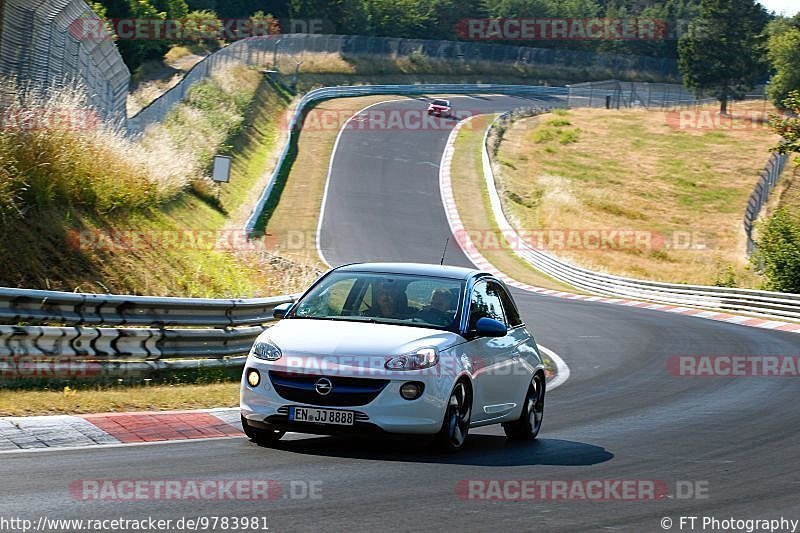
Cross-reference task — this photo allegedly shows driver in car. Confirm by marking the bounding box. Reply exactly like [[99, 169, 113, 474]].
[[416, 288, 454, 326], [364, 281, 412, 319]]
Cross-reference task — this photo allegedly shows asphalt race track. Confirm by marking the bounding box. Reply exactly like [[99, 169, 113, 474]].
[[3, 96, 800, 532]]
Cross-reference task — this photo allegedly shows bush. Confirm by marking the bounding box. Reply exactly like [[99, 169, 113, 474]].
[[532, 128, 555, 143], [752, 207, 800, 293], [558, 129, 581, 144], [159, 63, 260, 168]]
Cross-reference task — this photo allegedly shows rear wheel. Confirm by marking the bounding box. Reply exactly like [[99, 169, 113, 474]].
[[435, 381, 472, 452], [241, 415, 285, 446], [503, 372, 545, 440]]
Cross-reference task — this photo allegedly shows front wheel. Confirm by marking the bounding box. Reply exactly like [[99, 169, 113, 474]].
[[435, 381, 472, 452], [503, 373, 545, 440], [241, 415, 285, 446]]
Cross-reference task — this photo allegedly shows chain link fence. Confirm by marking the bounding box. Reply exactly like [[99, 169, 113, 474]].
[[269, 33, 679, 76], [744, 153, 790, 255], [127, 33, 683, 134], [0, 0, 130, 123], [566, 79, 767, 110], [127, 38, 276, 133]]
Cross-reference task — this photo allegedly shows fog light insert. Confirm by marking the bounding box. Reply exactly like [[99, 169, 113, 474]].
[[246, 369, 261, 387], [400, 381, 424, 400]]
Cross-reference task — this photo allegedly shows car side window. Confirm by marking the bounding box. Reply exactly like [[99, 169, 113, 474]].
[[468, 280, 506, 330], [493, 282, 523, 327]]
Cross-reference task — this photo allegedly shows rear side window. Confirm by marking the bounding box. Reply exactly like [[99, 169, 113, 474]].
[[492, 282, 523, 327]]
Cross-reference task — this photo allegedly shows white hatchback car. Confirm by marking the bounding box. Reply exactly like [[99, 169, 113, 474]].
[[240, 263, 546, 451]]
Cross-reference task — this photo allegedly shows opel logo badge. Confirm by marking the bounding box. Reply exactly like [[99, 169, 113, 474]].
[[314, 378, 333, 396]]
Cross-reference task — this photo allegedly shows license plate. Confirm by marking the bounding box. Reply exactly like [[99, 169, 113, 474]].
[[289, 406, 354, 425]]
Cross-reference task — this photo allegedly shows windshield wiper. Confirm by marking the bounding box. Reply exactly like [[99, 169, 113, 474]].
[[329, 316, 379, 323], [290, 315, 378, 323]]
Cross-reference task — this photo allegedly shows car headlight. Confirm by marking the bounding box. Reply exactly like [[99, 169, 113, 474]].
[[251, 339, 282, 361], [385, 348, 438, 371]]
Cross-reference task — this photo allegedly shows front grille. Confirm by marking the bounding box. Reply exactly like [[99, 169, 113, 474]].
[[268, 371, 390, 406]]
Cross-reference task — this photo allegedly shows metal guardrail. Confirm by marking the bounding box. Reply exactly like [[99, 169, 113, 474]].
[[744, 152, 789, 255], [0, 288, 293, 327], [480, 110, 800, 321], [0, 290, 296, 360]]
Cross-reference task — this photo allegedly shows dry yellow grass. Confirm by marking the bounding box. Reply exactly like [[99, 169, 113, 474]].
[[0, 383, 239, 417], [450, 115, 577, 292], [494, 102, 780, 287]]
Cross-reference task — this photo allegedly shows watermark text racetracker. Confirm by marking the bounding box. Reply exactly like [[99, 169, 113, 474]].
[[663, 516, 799, 532], [1, 108, 99, 132], [455, 228, 713, 253], [69, 228, 714, 253], [0, 356, 103, 380], [667, 355, 800, 377], [292, 107, 480, 132], [665, 110, 786, 132], [457, 479, 709, 501], [69, 479, 322, 501], [0, 515, 270, 532], [66, 229, 322, 253], [69, 16, 326, 41], [251, 354, 552, 379], [456, 18, 670, 40]]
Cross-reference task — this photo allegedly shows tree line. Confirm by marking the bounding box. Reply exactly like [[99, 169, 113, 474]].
[[90, 0, 798, 110]]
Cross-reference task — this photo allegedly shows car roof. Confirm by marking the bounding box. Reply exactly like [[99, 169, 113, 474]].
[[335, 262, 484, 280]]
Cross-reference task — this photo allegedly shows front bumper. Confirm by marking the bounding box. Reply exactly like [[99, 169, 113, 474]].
[[240, 362, 453, 435]]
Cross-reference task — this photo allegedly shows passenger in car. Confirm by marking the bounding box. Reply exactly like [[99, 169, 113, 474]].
[[416, 288, 454, 326]]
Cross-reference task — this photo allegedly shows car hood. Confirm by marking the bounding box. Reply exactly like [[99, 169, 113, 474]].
[[259, 318, 462, 359]]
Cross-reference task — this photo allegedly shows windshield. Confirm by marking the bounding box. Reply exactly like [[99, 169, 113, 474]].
[[432, 100, 449, 106], [289, 271, 464, 331]]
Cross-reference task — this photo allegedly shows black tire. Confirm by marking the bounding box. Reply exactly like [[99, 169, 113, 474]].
[[241, 415, 285, 446], [503, 372, 545, 440], [435, 381, 472, 452]]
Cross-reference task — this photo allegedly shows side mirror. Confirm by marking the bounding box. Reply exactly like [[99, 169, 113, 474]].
[[474, 317, 507, 338], [272, 302, 293, 320]]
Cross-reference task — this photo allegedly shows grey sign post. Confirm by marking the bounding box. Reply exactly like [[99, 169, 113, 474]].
[[212, 155, 232, 201]]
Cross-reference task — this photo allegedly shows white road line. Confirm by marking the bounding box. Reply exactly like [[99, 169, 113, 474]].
[[538, 344, 570, 391]]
